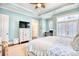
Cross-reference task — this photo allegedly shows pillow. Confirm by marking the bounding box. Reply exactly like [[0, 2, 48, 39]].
[[71, 34, 79, 51]]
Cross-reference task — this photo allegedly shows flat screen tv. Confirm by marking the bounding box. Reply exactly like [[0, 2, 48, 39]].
[[19, 21, 30, 28]]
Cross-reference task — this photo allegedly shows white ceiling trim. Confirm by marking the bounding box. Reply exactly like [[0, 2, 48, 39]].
[[0, 3, 79, 19], [40, 4, 79, 19], [39, 3, 74, 15], [12, 3, 36, 15], [0, 7, 39, 19], [52, 4, 79, 16], [9, 3, 72, 16], [0, 4, 39, 19]]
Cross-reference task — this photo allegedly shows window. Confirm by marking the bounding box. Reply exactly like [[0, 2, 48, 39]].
[[67, 21, 77, 37], [57, 21, 78, 37], [57, 14, 79, 37], [57, 23, 66, 36]]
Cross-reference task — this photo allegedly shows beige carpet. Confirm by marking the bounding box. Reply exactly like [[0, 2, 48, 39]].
[[7, 43, 28, 56], [0, 46, 2, 56]]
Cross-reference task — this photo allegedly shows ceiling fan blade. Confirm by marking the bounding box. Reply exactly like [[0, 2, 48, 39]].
[[30, 3, 38, 5], [35, 6, 38, 9], [30, 3, 46, 9], [42, 4, 45, 8]]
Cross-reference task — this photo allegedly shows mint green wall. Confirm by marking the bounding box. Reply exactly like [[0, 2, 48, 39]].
[[46, 19, 49, 32], [0, 7, 79, 39], [38, 18, 42, 37], [39, 8, 79, 36], [0, 8, 32, 41], [38, 18, 55, 37], [45, 17, 57, 36], [52, 8, 79, 35], [41, 18, 46, 36], [51, 16, 57, 36]]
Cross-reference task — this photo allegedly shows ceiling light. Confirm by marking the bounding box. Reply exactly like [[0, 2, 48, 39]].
[[37, 3, 41, 8], [31, 3, 46, 9]]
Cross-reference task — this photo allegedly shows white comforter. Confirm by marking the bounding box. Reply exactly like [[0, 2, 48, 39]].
[[28, 36, 79, 56]]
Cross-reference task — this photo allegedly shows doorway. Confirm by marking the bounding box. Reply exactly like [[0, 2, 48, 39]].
[[32, 19, 39, 39]]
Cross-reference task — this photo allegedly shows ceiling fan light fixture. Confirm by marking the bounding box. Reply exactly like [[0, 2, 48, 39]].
[[37, 3, 41, 8], [41, 4, 45, 8], [31, 3, 46, 9]]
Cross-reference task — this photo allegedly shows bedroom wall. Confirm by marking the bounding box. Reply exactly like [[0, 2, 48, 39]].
[[0, 8, 32, 41], [46, 17, 57, 36], [55, 7, 79, 36], [51, 16, 57, 36], [33, 7, 79, 37], [38, 17, 57, 37], [39, 8, 79, 37], [38, 18, 49, 37]]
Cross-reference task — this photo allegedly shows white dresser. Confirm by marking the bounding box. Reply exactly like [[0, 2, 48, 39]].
[[19, 28, 30, 43]]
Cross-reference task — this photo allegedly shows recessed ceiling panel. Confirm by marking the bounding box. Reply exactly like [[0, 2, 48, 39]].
[[16, 3, 71, 15]]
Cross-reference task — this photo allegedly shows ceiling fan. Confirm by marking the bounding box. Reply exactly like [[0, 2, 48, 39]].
[[30, 3, 46, 9]]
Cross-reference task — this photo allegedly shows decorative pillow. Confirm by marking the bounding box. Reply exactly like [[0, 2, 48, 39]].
[[71, 34, 79, 51]]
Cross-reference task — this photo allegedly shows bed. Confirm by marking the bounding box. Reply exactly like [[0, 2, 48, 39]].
[[27, 36, 79, 56]]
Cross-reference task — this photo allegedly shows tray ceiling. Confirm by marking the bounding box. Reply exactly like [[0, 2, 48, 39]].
[[15, 3, 73, 15], [0, 3, 78, 19]]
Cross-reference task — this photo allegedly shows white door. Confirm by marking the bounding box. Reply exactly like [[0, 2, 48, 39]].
[[32, 19, 39, 38], [0, 14, 9, 42]]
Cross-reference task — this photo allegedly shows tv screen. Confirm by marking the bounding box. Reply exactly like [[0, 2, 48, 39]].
[[19, 21, 30, 28]]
